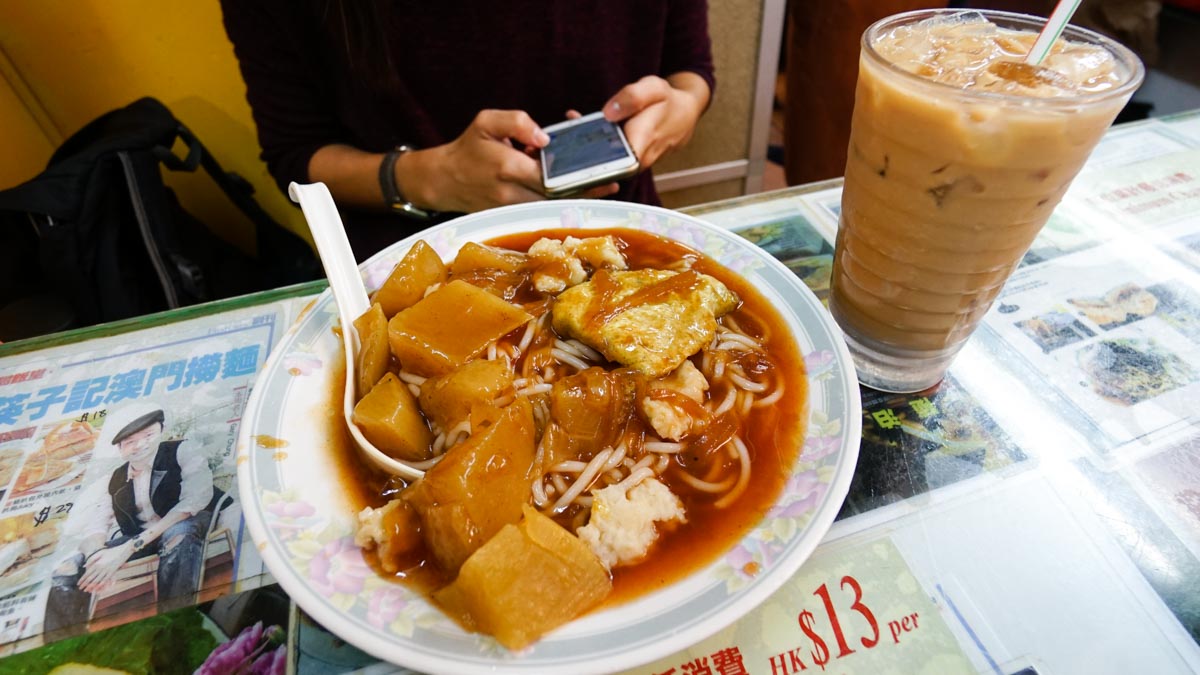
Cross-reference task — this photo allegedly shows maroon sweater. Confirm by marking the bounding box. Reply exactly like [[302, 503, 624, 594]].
[[221, 1, 715, 258]]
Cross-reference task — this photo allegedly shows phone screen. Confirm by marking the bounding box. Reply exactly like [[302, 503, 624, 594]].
[[543, 117, 631, 179]]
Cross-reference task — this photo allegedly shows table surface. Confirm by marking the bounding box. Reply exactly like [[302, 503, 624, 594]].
[[1, 111, 1199, 675]]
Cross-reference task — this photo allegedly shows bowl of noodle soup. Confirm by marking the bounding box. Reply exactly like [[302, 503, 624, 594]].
[[237, 200, 861, 674]]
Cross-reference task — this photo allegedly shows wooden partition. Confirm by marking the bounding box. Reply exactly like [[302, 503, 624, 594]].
[[658, 0, 785, 208]]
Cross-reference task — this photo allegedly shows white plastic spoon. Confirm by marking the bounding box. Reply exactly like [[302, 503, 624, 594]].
[[288, 182, 425, 480]]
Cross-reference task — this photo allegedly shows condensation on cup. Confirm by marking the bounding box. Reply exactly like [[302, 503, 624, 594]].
[[829, 9, 1144, 393]]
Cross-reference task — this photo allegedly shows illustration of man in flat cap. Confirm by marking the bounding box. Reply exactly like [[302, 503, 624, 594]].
[[45, 405, 222, 633]]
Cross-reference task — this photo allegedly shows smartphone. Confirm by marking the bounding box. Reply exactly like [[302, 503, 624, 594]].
[[541, 112, 639, 197]]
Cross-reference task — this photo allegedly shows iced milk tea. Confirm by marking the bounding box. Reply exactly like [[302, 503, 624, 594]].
[[829, 10, 1143, 392]]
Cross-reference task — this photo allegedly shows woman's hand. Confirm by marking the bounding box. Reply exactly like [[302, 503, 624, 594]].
[[309, 109, 623, 215], [602, 73, 711, 170], [398, 110, 549, 213], [402, 110, 619, 211]]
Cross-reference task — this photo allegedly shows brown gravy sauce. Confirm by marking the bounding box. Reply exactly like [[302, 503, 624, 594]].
[[327, 227, 808, 607]]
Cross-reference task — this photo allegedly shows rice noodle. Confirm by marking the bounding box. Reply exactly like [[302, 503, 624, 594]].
[[644, 441, 685, 454], [564, 339, 603, 362], [398, 372, 427, 386], [407, 383, 422, 399], [532, 478, 550, 507], [675, 470, 736, 494], [487, 342, 498, 361], [717, 332, 761, 350], [551, 348, 591, 372], [532, 434, 546, 469], [713, 359, 725, 379], [552, 448, 613, 513], [422, 282, 441, 298], [551, 473, 569, 495], [603, 443, 628, 470], [612, 466, 655, 493], [713, 388, 737, 416], [721, 314, 745, 334], [552, 339, 586, 359], [730, 372, 768, 393], [715, 437, 752, 508], [654, 454, 670, 474], [516, 383, 553, 396], [434, 420, 470, 451], [517, 319, 538, 354], [531, 399, 550, 429], [408, 453, 446, 471], [552, 460, 588, 474], [753, 384, 784, 407], [740, 389, 754, 416], [447, 419, 471, 441]]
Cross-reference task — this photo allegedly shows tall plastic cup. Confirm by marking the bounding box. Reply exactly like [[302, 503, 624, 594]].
[[829, 9, 1144, 392]]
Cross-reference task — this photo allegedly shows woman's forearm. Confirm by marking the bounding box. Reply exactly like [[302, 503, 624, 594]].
[[308, 143, 446, 213], [307, 144, 389, 210], [667, 71, 712, 115], [307, 110, 550, 216]]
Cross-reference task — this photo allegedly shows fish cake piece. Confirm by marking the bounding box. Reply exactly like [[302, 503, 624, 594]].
[[552, 269, 738, 378]]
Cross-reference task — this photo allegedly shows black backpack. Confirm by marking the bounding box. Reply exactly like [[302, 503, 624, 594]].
[[0, 97, 320, 342]]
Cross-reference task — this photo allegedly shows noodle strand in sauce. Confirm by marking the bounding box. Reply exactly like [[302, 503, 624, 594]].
[[334, 228, 808, 615]]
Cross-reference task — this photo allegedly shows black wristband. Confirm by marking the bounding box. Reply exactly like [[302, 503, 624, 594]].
[[379, 145, 434, 220]]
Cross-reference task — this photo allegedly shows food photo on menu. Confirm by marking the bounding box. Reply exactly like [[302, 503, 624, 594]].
[[984, 239, 1200, 452]]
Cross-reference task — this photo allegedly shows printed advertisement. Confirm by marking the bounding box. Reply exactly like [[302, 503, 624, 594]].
[[1075, 150, 1200, 230], [1132, 435, 1200, 561], [630, 538, 974, 675], [730, 211, 834, 306], [796, 186, 843, 230], [1073, 449, 1200, 644], [0, 584, 291, 674], [843, 376, 1029, 519], [1073, 122, 1196, 176], [0, 302, 293, 653], [1017, 204, 1112, 268], [984, 239, 1200, 455], [1163, 110, 1200, 146]]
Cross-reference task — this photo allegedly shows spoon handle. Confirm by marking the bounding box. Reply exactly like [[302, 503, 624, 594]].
[[288, 182, 424, 480], [288, 182, 371, 321]]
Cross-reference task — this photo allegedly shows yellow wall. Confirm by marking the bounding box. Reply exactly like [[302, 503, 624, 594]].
[[0, 51, 57, 189], [0, 1, 762, 247], [0, 1, 309, 253]]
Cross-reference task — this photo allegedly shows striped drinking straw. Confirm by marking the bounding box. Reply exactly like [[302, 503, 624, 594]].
[[1024, 0, 1083, 65]]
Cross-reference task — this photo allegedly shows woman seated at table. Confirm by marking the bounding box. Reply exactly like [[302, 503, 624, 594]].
[[220, 1, 715, 259]]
